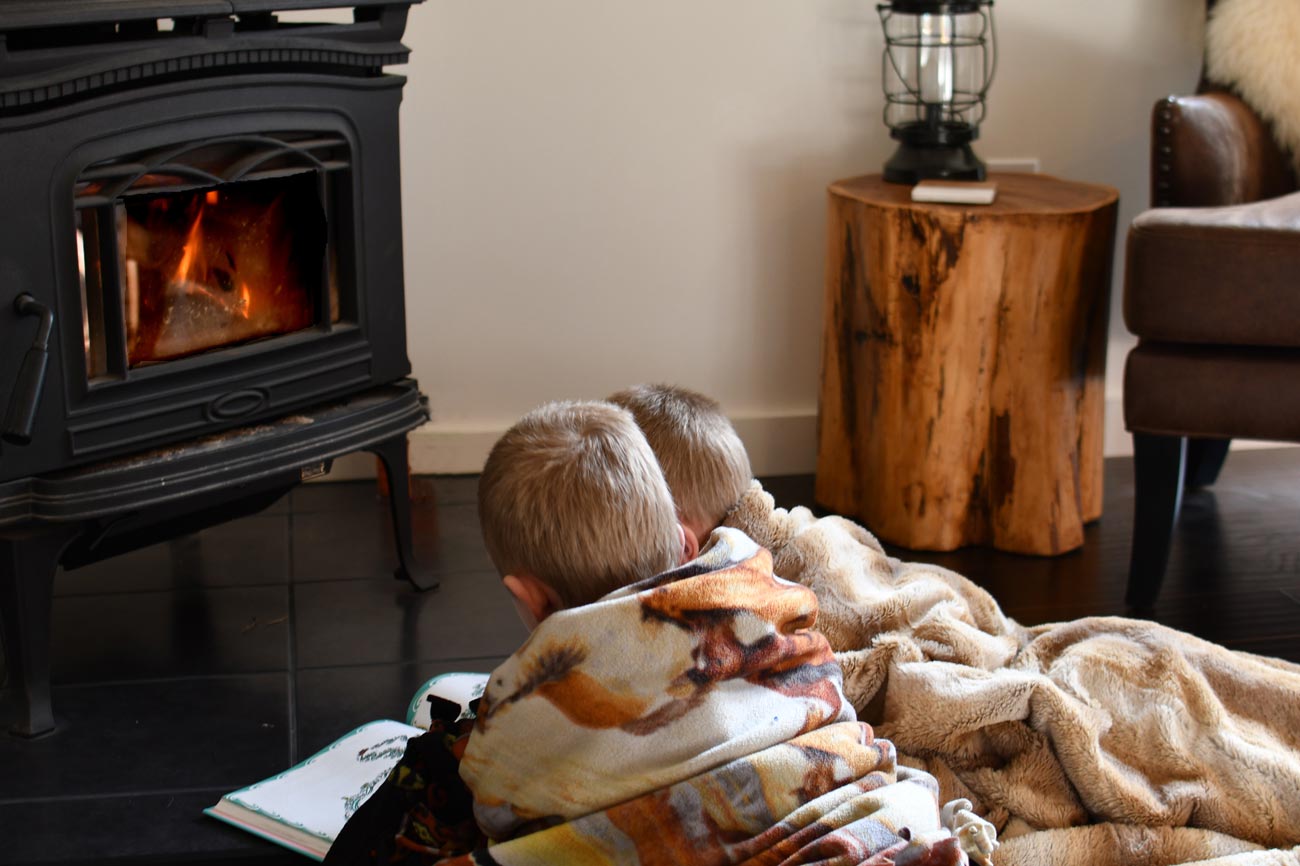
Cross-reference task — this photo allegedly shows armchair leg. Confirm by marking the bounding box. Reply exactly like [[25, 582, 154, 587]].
[[1184, 438, 1231, 489], [1127, 434, 1188, 612]]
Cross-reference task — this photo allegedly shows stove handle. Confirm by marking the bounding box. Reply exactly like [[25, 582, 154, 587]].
[[3, 293, 54, 446]]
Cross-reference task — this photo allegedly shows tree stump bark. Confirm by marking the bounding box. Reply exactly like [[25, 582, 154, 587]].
[[816, 173, 1119, 555]]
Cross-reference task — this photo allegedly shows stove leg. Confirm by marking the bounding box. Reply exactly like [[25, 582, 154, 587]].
[[367, 435, 439, 593], [1, 529, 73, 737]]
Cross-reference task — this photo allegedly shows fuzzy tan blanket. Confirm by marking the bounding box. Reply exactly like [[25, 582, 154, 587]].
[[724, 482, 1300, 866], [450, 527, 972, 865]]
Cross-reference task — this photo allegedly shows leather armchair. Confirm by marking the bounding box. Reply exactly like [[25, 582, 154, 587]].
[[1122, 87, 1300, 609]]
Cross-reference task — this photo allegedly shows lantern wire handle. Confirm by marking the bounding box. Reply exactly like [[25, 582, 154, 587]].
[[983, 5, 997, 100], [878, 8, 928, 132], [879, 9, 924, 103]]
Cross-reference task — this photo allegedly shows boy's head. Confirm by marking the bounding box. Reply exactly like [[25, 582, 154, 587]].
[[607, 384, 752, 545], [478, 400, 692, 627]]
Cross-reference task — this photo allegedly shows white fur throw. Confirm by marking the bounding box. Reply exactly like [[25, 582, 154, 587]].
[[1205, 0, 1300, 174]]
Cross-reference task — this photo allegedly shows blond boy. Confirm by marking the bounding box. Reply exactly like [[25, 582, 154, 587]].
[[606, 383, 751, 547], [477, 399, 698, 626]]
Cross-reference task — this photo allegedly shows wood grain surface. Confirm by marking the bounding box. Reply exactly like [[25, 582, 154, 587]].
[[816, 173, 1119, 555]]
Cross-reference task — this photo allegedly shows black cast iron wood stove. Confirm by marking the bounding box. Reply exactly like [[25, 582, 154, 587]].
[[0, 0, 435, 737]]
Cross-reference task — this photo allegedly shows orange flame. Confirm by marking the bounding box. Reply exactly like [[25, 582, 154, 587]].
[[173, 205, 205, 285], [119, 177, 319, 368], [169, 203, 252, 320]]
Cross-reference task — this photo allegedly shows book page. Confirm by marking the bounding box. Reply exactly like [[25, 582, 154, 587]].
[[222, 719, 424, 845]]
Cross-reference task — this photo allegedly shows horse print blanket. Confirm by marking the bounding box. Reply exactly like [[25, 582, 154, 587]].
[[327, 527, 976, 866]]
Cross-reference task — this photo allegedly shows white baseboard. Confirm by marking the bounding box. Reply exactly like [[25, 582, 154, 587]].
[[1103, 395, 1132, 457], [315, 402, 1291, 482], [313, 423, 501, 480], [728, 412, 819, 477], [391, 414, 822, 478], [408, 423, 502, 475]]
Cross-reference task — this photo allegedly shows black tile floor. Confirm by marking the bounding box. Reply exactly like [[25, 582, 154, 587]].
[[2, 450, 1298, 865]]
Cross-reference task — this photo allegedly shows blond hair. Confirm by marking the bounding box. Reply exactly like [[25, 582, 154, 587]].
[[478, 401, 682, 608], [607, 384, 752, 535]]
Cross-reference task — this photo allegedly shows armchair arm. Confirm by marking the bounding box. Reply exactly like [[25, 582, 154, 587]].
[[1151, 90, 1297, 208], [1124, 190, 1300, 347]]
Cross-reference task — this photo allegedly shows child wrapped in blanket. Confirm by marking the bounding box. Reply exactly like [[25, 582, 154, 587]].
[[609, 383, 1300, 866], [326, 400, 974, 866], [605, 383, 1025, 688]]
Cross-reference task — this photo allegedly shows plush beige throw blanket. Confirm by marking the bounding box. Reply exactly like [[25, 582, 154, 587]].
[[725, 482, 1300, 866], [451, 527, 972, 866]]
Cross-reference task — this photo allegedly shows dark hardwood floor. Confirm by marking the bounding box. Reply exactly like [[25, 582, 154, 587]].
[[1, 448, 1297, 865]]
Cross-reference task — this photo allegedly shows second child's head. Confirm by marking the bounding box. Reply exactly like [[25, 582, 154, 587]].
[[478, 400, 694, 628], [607, 384, 752, 546]]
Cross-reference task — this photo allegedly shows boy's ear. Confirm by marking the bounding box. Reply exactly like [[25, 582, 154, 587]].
[[502, 573, 562, 630], [682, 515, 712, 550], [678, 522, 699, 564]]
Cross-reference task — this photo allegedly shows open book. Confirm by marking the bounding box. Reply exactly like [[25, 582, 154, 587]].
[[204, 671, 488, 861]]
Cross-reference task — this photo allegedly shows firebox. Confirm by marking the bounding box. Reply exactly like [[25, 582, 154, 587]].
[[80, 156, 332, 374], [0, 0, 433, 737], [0, 3, 422, 480]]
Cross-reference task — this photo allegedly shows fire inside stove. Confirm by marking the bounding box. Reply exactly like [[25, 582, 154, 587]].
[[77, 171, 336, 377]]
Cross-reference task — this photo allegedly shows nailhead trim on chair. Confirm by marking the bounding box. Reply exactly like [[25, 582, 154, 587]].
[[1154, 96, 1177, 206]]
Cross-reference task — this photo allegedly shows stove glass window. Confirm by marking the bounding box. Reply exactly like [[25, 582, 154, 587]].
[[74, 134, 351, 381]]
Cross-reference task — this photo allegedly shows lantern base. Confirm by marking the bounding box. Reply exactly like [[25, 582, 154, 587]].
[[882, 142, 987, 185]]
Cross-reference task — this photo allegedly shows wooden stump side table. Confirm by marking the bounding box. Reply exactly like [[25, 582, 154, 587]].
[[815, 173, 1119, 555]]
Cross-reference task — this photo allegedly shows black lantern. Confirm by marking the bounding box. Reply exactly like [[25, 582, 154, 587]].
[[878, 0, 996, 184]]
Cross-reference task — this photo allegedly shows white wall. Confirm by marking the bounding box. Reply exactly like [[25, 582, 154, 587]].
[[375, 0, 1210, 477]]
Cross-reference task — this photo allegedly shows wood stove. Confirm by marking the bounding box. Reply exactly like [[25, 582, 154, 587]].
[[0, 0, 434, 737]]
